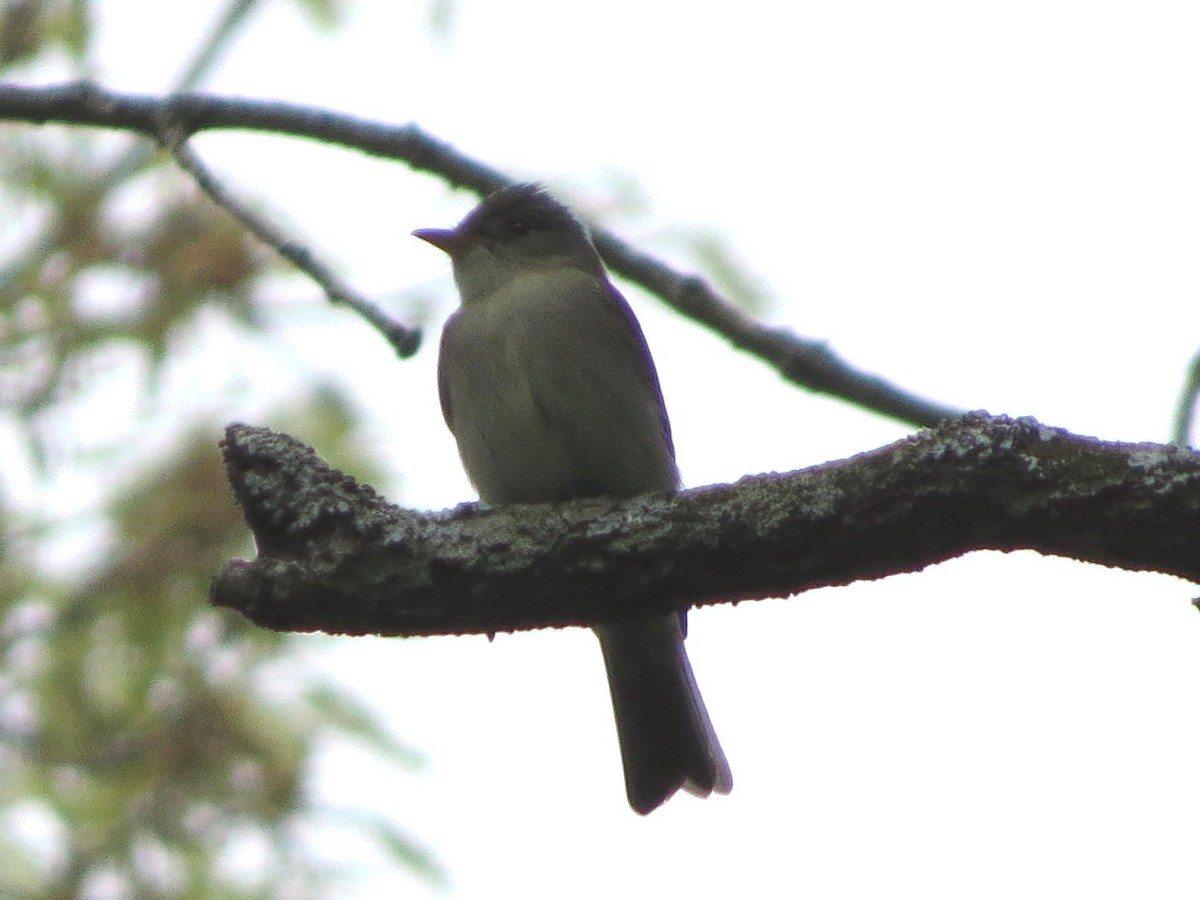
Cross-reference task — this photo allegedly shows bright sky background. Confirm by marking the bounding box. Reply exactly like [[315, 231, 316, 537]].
[[12, 1, 1200, 897]]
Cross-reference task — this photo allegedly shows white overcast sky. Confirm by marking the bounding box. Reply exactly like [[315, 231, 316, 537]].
[[13, 1, 1200, 897]]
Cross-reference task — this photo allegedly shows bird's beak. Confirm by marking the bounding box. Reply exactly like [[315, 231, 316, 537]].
[[413, 226, 464, 255]]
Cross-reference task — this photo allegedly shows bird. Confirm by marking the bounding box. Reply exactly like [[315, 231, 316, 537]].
[[414, 183, 731, 814]]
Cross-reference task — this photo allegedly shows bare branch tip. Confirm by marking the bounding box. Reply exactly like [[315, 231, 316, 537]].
[[387, 325, 423, 358]]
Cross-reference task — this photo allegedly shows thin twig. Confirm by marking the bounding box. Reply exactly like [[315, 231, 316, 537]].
[[155, 116, 422, 357], [103, 0, 264, 185], [1, 82, 962, 425]]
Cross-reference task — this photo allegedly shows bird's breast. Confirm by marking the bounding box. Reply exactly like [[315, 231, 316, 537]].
[[440, 271, 677, 504]]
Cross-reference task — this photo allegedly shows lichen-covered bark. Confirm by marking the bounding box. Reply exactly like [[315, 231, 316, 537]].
[[209, 414, 1200, 637]]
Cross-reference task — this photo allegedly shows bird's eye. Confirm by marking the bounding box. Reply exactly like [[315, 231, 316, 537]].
[[507, 218, 532, 236]]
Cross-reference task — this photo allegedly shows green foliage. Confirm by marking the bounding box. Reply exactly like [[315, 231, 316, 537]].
[[292, 0, 349, 32], [1, 135, 266, 420], [0, 0, 92, 68], [0, 4, 440, 897], [1, 413, 435, 898]]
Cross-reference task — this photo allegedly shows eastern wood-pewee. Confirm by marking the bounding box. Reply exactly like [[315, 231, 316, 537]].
[[415, 184, 731, 814]]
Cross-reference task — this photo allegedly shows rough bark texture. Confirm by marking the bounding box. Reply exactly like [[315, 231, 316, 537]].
[[209, 414, 1200, 637]]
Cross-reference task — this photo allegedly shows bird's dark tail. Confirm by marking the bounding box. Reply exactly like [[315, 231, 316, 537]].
[[594, 615, 732, 815]]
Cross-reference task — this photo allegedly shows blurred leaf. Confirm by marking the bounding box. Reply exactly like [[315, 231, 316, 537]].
[[365, 814, 446, 886], [291, 0, 348, 32], [0, 0, 41, 67], [424, 0, 458, 45], [60, 0, 91, 58], [140, 197, 261, 301], [685, 227, 771, 316], [0, 0, 92, 68], [304, 684, 423, 768], [330, 808, 446, 887], [1, 406, 431, 896], [1, 142, 274, 420]]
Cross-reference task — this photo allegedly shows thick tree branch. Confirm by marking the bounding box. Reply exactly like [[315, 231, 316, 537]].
[[210, 415, 1200, 638], [0, 81, 960, 428]]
